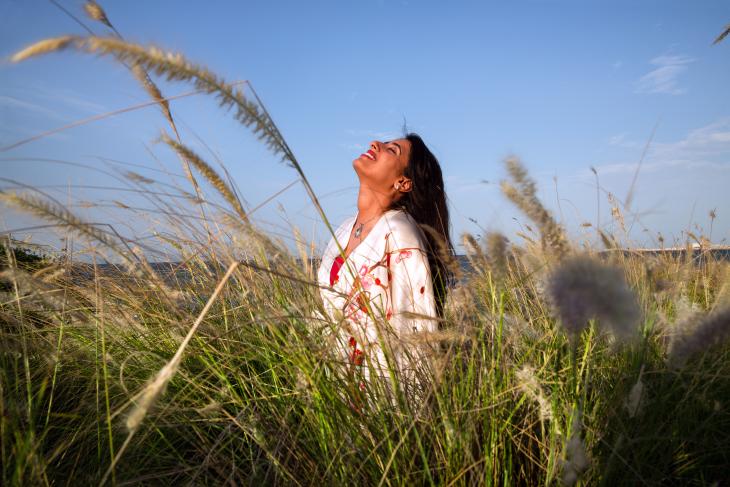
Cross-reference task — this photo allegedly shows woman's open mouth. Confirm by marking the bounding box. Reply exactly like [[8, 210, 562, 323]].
[[361, 149, 376, 161]]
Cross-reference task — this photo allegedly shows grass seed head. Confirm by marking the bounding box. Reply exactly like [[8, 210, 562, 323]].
[[547, 255, 642, 340], [669, 305, 730, 368], [561, 412, 590, 486], [84, 1, 113, 28], [11, 36, 76, 63], [501, 156, 569, 259], [516, 365, 553, 423]]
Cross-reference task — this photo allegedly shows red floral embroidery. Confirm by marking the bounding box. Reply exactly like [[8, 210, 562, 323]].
[[348, 336, 364, 366], [386, 308, 392, 320], [420, 286, 425, 294], [330, 256, 344, 286], [356, 293, 369, 312], [395, 250, 412, 263]]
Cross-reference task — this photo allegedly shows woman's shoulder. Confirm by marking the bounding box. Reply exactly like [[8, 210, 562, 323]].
[[384, 210, 427, 249]]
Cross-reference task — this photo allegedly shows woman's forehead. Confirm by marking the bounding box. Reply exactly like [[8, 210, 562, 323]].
[[386, 138, 411, 156]]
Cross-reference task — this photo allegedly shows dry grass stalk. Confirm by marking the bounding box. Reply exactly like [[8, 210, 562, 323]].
[[160, 133, 248, 222], [126, 260, 239, 432], [500, 157, 569, 259], [11, 35, 289, 162], [11, 34, 343, 249], [713, 23, 730, 45], [0, 191, 127, 259]]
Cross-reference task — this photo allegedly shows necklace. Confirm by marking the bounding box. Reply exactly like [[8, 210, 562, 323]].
[[353, 212, 381, 240], [354, 223, 364, 238]]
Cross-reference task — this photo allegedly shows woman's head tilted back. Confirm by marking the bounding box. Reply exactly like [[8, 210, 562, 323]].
[[352, 133, 453, 315]]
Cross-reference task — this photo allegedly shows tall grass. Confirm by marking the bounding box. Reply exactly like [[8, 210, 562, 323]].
[[2, 18, 730, 486]]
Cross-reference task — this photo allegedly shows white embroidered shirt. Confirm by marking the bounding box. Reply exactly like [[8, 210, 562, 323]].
[[317, 209, 437, 379]]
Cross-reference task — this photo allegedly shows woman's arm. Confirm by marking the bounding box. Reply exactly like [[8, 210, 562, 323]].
[[386, 224, 438, 336]]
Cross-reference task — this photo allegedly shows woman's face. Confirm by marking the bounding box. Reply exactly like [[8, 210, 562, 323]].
[[353, 138, 412, 193]]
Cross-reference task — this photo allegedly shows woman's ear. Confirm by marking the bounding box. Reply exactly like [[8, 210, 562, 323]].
[[398, 177, 413, 193]]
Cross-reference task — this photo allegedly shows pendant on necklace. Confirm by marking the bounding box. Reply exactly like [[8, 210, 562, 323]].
[[354, 223, 364, 238]]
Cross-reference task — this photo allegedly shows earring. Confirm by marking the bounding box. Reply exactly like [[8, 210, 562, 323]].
[[394, 182, 401, 191]]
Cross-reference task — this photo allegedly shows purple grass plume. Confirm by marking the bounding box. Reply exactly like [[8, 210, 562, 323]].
[[669, 305, 730, 368], [547, 255, 642, 340]]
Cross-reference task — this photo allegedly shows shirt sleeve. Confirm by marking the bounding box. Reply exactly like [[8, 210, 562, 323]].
[[386, 224, 439, 336]]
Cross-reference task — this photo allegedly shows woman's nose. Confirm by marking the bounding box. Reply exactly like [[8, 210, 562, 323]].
[[370, 141, 381, 152]]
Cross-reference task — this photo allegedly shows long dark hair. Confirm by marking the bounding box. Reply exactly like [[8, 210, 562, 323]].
[[391, 133, 453, 317]]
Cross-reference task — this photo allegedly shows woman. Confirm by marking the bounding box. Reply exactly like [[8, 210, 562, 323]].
[[317, 133, 452, 390]]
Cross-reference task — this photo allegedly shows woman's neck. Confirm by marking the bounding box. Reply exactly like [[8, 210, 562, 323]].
[[356, 185, 390, 224]]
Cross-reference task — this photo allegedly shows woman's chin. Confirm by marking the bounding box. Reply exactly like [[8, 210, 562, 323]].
[[352, 157, 365, 172]]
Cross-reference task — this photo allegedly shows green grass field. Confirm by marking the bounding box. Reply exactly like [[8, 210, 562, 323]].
[[2, 17, 729, 486]]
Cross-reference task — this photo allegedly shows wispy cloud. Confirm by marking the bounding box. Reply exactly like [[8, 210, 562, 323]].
[[593, 119, 730, 176], [0, 95, 68, 121], [10, 83, 108, 115], [635, 54, 694, 95], [607, 133, 637, 148]]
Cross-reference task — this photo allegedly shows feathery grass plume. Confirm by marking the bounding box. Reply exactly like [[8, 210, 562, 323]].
[[0, 269, 70, 315], [561, 410, 590, 486], [598, 229, 619, 250], [624, 365, 645, 418], [130, 63, 175, 129], [516, 365, 553, 423], [83, 1, 112, 28], [547, 254, 642, 340], [607, 192, 627, 235], [126, 360, 177, 432], [485, 231, 509, 281], [0, 191, 127, 259], [461, 233, 484, 260], [11, 36, 76, 62], [669, 305, 730, 368], [500, 156, 569, 259], [124, 171, 154, 184], [10, 36, 289, 162], [160, 132, 248, 222], [713, 23, 730, 45]]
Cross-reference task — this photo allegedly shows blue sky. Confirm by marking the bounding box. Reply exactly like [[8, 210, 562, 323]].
[[2, 0, 729, 255]]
